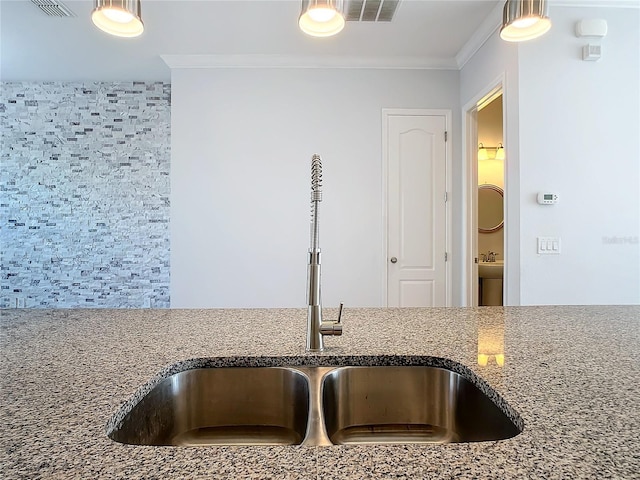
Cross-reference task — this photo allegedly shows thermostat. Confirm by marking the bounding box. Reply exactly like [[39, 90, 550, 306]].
[[537, 192, 559, 205]]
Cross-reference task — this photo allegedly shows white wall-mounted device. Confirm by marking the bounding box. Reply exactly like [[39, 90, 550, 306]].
[[583, 44, 602, 61], [537, 192, 559, 205], [576, 19, 607, 62], [575, 19, 608, 38]]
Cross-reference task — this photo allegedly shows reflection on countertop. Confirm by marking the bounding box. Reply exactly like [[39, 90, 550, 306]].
[[1, 306, 639, 479]]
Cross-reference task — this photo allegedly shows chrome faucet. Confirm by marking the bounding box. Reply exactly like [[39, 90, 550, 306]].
[[306, 154, 343, 352], [480, 252, 499, 262]]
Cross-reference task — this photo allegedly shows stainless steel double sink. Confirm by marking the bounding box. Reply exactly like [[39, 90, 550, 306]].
[[108, 365, 521, 446]]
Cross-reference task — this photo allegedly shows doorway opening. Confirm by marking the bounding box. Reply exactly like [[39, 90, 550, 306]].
[[477, 94, 505, 306], [464, 86, 506, 307]]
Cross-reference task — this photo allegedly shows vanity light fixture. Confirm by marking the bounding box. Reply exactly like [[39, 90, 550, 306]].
[[478, 143, 506, 161], [500, 0, 551, 42], [299, 0, 345, 37], [91, 0, 144, 38]]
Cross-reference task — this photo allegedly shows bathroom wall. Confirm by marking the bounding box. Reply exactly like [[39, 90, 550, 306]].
[[170, 67, 461, 308], [477, 96, 504, 260], [0, 82, 171, 308], [462, 5, 640, 305]]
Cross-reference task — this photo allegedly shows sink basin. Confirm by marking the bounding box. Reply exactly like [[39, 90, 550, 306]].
[[478, 261, 504, 279], [322, 366, 520, 444], [108, 367, 310, 446], [108, 362, 522, 446]]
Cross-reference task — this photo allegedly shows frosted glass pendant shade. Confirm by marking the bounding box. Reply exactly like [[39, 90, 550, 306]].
[[500, 0, 551, 42], [92, 0, 144, 38], [478, 144, 489, 161], [299, 0, 345, 37]]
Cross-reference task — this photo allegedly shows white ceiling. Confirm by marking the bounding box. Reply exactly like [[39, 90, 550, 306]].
[[1, 0, 505, 81]]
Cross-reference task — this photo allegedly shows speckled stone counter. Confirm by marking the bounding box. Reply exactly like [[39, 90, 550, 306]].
[[1, 306, 639, 479]]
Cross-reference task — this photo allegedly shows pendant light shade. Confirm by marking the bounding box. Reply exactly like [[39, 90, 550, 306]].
[[299, 0, 345, 37], [500, 0, 551, 42], [495, 143, 506, 160], [92, 0, 144, 38]]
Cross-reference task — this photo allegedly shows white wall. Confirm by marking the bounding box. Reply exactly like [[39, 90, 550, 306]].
[[171, 68, 460, 308], [462, 5, 640, 305], [517, 6, 639, 304]]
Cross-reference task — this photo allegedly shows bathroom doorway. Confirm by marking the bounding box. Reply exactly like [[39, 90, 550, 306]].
[[464, 87, 506, 306]]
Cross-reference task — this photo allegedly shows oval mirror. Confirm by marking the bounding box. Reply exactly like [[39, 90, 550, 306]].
[[478, 184, 504, 233]]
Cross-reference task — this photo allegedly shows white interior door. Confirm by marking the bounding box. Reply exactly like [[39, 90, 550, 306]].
[[386, 113, 447, 307]]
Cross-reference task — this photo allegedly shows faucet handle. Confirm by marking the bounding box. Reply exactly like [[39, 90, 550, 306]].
[[320, 303, 344, 336]]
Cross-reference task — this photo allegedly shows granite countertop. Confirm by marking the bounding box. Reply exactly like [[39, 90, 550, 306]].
[[1, 306, 639, 479]]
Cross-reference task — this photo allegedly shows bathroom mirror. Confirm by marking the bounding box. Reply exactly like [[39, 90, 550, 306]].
[[478, 184, 504, 233]]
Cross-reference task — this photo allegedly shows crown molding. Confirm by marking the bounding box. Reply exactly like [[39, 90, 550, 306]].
[[454, 0, 638, 69], [160, 54, 459, 70], [161, 1, 637, 73], [455, 1, 503, 70]]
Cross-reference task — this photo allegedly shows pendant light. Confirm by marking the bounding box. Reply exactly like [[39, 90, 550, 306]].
[[495, 143, 506, 160], [500, 0, 551, 42], [299, 0, 345, 37], [92, 0, 144, 38]]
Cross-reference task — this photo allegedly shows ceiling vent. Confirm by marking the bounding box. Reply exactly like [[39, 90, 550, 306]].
[[31, 0, 76, 17], [346, 0, 400, 22]]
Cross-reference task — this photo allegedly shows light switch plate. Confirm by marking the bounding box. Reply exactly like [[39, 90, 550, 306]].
[[537, 237, 561, 255]]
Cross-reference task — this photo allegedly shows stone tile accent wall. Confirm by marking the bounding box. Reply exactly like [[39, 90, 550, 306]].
[[0, 82, 171, 308]]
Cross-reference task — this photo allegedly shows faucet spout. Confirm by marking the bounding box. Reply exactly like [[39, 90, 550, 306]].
[[305, 154, 343, 352]]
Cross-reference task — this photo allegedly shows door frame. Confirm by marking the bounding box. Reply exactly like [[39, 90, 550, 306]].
[[462, 75, 506, 307], [381, 108, 453, 307]]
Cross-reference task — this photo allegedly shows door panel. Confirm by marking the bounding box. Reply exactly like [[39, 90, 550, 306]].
[[399, 280, 434, 307], [387, 114, 446, 307], [399, 127, 434, 269]]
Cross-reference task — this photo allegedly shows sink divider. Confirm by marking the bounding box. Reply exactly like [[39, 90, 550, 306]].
[[297, 366, 336, 446]]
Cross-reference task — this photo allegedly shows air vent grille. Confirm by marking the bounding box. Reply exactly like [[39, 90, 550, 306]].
[[31, 0, 76, 17], [346, 0, 400, 22]]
